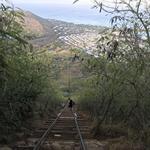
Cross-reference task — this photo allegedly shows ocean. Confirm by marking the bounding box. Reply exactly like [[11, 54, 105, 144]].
[[14, 3, 111, 26]]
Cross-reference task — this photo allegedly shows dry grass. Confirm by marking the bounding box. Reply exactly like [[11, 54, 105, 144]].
[[109, 141, 145, 150]]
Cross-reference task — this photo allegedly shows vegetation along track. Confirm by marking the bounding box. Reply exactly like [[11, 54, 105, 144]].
[[13, 102, 92, 150]]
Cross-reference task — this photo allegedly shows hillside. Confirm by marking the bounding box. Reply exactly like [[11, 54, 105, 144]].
[[23, 11, 44, 36], [23, 11, 106, 49]]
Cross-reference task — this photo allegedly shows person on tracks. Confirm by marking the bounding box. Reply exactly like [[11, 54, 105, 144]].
[[68, 97, 75, 111]]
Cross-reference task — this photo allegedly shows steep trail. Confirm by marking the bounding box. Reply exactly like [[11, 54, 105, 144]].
[[12, 105, 107, 150]]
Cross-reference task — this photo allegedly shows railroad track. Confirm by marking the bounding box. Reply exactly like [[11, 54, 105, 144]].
[[13, 103, 91, 150]]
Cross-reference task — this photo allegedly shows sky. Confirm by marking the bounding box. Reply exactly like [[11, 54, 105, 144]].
[[4, 0, 150, 26], [12, 0, 93, 5], [9, 0, 112, 26]]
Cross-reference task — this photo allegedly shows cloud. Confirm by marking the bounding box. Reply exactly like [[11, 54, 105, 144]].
[[12, 0, 93, 5], [11, 0, 150, 10]]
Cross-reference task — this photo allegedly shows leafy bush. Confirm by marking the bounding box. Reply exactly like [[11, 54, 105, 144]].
[[78, 0, 150, 147], [0, 1, 61, 141]]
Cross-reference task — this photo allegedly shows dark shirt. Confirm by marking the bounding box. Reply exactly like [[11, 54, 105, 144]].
[[68, 100, 75, 108]]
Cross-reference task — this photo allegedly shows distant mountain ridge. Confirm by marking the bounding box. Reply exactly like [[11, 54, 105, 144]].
[[23, 11, 106, 47]]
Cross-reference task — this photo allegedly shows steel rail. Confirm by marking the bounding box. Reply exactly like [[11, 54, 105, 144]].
[[73, 112, 87, 150], [33, 101, 68, 150]]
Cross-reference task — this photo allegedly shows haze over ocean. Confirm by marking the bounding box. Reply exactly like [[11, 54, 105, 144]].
[[12, 1, 111, 26]]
